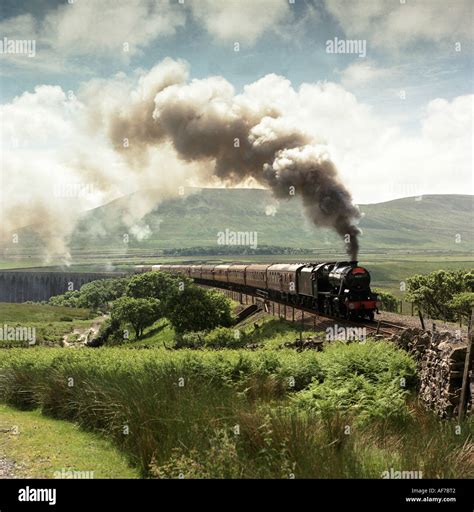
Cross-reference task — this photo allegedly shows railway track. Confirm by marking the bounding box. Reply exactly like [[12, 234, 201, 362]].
[[356, 320, 406, 337], [203, 284, 407, 338]]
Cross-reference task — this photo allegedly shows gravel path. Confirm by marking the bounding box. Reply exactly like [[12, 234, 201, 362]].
[[378, 311, 468, 338], [62, 314, 108, 347], [0, 457, 16, 478]]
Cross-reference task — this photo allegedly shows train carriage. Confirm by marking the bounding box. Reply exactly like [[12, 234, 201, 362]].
[[267, 263, 304, 294], [172, 265, 190, 277], [245, 264, 270, 290], [213, 264, 231, 284], [227, 264, 248, 287], [201, 264, 216, 282], [189, 265, 202, 280]]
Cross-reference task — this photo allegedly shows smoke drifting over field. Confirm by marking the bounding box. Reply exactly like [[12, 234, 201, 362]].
[[99, 59, 361, 258]]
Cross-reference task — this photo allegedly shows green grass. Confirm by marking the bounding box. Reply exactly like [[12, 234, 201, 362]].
[[0, 404, 138, 478], [125, 319, 175, 348], [0, 302, 92, 322], [120, 315, 316, 350], [1, 342, 471, 478], [0, 303, 97, 347]]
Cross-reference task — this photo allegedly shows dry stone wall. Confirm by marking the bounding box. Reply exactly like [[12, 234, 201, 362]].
[[391, 328, 473, 418]]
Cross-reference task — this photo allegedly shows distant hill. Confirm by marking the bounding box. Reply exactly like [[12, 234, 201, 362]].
[[5, 190, 474, 254]]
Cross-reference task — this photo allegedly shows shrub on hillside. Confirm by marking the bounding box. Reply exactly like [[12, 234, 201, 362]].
[[293, 341, 417, 423], [448, 292, 474, 321], [175, 327, 247, 349], [175, 331, 206, 349], [204, 327, 247, 349], [373, 289, 398, 312]]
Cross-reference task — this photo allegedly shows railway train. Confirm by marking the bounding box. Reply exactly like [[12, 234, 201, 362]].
[[134, 261, 380, 320]]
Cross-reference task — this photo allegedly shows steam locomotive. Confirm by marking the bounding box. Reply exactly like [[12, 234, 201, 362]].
[[135, 261, 380, 320]]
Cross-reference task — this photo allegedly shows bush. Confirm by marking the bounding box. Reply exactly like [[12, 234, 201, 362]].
[[49, 291, 82, 308], [293, 341, 417, 423], [49, 277, 131, 310], [448, 292, 474, 321], [204, 327, 247, 349], [175, 327, 248, 349], [373, 289, 398, 312], [175, 331, 206, 349]]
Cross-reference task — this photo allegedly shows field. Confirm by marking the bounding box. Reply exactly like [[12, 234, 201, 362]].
[[0, 303, 95, 348], [0, 303, 92, 323], [0, 301, 473, 479]]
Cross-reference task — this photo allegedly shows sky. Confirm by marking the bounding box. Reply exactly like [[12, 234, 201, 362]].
[[0, 0, 473, 252]]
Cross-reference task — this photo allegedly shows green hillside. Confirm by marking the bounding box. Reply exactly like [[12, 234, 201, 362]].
[[5, 189, 474, 254], [73, 189, 473, 251]]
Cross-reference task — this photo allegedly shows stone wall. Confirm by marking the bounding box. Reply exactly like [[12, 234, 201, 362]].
[[392, 328, 473, 418]]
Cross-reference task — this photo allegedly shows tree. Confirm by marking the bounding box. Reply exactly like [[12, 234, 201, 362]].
[[406, 270, 474, 321], [49, 277, 130, 311], [49, 290, 82, 308], [111, 296, 161, 339], [167, 286, 234, 334], [126, 272, 191, 315], [448, 292, 474, 322]]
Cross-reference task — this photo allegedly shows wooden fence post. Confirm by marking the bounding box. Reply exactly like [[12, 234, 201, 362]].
[[300, 310, 304, 342], [458, 309, 474, 422], [418, 309, 425, 330]]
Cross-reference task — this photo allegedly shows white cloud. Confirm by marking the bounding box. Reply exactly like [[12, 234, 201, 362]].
[[323, 0, 473, 51], [237, 76, 472, 203], [177, 0, 290, 44], [0, 0, 185, 64], [45, 0, 185, 56], [0, 0, 292, 68], [339, 61, 397, 88]]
